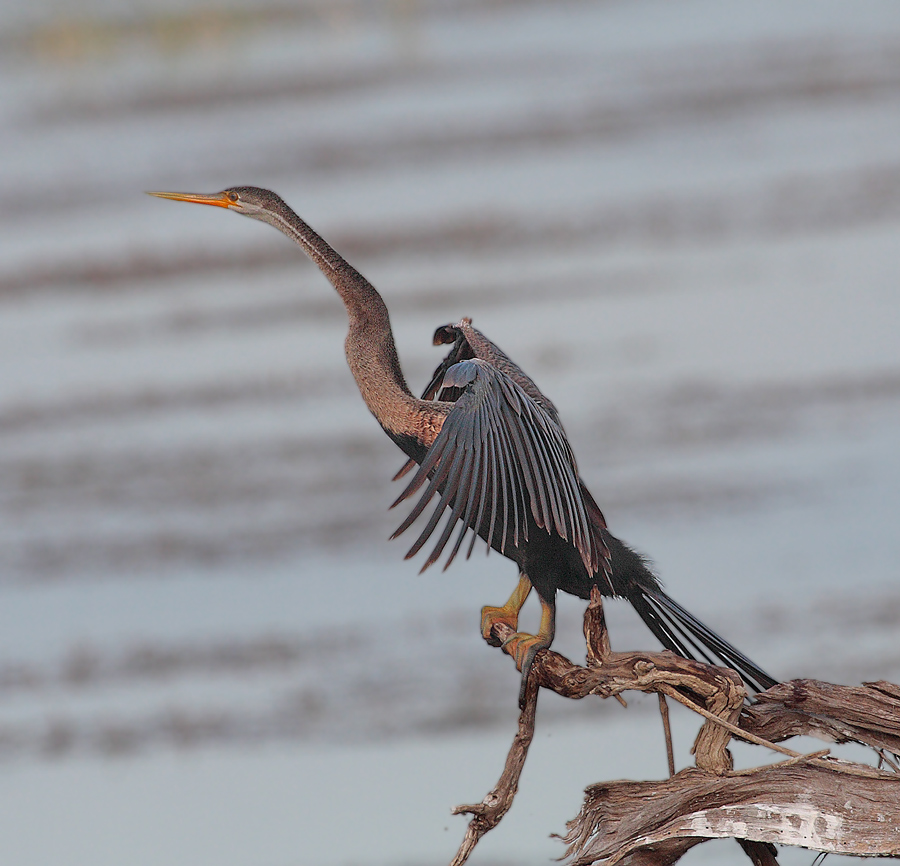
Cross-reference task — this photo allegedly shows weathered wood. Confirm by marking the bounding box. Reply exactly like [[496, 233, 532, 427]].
[[448, 669, 540, 866], [741, 679, 900, 755], [518, 588, 748, 774], [659, 693, 676, 778], [563, 760, 900, 865], [448, 588, 900, 866]]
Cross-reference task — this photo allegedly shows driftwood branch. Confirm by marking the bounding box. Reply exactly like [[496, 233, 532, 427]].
[[565, 759, 900, 865], [449, 588, 900, 866], [448, 668, 540, 866], [741, 678, 900, 756]]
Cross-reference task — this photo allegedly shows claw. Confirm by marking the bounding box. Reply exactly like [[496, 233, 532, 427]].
[[480, 574, 533, 646], [501, 631, 552, 708], [481, 604, 520, 646], [501, 631, 546, 669]]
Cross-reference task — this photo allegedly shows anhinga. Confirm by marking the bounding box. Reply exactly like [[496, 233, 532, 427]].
[[149, 187, 776, 705]]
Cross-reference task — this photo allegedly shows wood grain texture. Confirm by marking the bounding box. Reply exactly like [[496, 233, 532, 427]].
[[453, 589, 900, 866]]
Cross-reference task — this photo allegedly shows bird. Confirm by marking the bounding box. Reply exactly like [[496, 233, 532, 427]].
[[148, 186, 777, 706]]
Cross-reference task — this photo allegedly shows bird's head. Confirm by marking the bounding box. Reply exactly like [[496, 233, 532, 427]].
[[147, 186, 290, 225]]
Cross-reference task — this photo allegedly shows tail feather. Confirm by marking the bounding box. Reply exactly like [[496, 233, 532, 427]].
[[628, 586, 778, 693], [624, 590, 699, 661]]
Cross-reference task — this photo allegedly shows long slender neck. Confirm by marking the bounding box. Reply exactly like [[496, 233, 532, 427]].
[[259, 203, 441, 448]]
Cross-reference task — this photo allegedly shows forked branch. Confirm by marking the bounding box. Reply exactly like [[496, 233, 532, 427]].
[[449, 588, 900, 866]]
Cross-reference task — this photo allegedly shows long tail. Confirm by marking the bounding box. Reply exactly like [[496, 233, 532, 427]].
[[592, 516, 778, 693], [626, 584, 778, 693]]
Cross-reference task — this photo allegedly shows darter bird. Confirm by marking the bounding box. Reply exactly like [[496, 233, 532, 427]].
[[149, 187, 777, 706]]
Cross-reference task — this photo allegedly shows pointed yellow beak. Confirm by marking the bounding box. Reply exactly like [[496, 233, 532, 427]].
[[146, 191, 234, 208]]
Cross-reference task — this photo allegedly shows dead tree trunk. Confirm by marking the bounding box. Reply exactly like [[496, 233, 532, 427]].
[[450, 588, 900, 866]]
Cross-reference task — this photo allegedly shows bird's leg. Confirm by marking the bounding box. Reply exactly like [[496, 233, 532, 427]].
[[481, 574, 533, 646], [500, 594, 556, 709]]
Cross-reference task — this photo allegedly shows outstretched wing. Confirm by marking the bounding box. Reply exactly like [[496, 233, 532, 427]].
[[391, 359, 603, 575]]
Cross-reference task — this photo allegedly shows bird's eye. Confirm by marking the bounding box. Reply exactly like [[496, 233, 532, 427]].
[[228, 192, 239, 202]]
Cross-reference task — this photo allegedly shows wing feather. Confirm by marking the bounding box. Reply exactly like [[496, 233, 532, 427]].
[[390, 436, 450, 537], [492, 405, 522, 550], [422, 440, 477, 570], [465, 437, 491, 559], [445, 427, 484, 568], [483, 424, 503, 554], [404, 443, 467, 563]]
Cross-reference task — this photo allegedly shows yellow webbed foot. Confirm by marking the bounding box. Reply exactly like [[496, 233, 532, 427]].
[[505, 594, 556, 709], [480, 574, 533, 647], [501, 630, 551, 672], [481, 603, 521, 646], [481, 577, 556, 708]]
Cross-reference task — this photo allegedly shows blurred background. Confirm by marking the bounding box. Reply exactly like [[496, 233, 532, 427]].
[[2, 1, 900, 864]]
